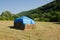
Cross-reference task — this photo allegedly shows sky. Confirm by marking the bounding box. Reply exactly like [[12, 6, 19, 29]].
[[0, 0, 53, 14]]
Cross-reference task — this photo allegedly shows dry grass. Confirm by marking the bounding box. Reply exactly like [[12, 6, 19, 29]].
[[0, 21, 60, 40]]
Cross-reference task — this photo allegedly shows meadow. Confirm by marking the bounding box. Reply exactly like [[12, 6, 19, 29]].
[[0, 21, 60, 40]]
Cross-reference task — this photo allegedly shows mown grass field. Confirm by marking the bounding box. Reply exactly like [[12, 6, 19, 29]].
[[0, 21, 60, 40]]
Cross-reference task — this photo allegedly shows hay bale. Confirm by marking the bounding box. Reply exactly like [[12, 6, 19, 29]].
[[14, 16, 35, 30], [14, 22, 36, 30], [14, 22, 25, 30], [25, 24, 36, 30]]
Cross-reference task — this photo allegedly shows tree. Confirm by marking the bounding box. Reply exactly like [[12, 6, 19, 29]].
[[1, 11, 12, 17]]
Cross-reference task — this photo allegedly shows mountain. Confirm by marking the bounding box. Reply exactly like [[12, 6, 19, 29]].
[[37, 0, 60, 12], [17, 0, 60, 22], [0, 0, 60, 22]]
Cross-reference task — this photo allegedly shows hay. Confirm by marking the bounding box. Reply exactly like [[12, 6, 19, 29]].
[[14, 22, 24, 30], [25, 24, 36, 30], [14, 22, 36, 30]]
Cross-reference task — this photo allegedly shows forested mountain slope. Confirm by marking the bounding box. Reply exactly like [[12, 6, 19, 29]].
[[18, 0, 60, 22], [0, 0, 60, 22]]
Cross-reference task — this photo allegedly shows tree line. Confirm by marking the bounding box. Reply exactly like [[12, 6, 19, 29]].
[[0, 0, 60, 22], [0, 11, 19, 20]]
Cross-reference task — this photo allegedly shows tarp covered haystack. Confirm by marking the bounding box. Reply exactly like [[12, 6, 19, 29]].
[[14, 16, 36, 30]]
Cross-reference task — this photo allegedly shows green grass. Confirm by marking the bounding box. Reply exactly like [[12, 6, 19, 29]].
[[0, 21, 60, 40]]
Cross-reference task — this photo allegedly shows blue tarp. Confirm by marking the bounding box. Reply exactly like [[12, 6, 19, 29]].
[[14, 16, 35, 25]]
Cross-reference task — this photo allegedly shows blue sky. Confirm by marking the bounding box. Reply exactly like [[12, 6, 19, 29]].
[[0, 0, 53, 14]]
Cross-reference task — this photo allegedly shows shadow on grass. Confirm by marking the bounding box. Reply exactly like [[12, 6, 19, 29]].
[[8, 26, 24, 30], [55, 22, 60, 24]]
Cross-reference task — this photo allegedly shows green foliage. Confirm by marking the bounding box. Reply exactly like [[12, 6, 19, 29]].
[[0, 11, 19, 20], [0, 0, 60, 22], [17, 0, 60, 22]]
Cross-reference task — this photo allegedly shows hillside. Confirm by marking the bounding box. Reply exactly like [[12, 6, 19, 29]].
[[17, 0, 60, 22], [36, 0, 60, 12], [0, 0, 60, 22], [18, 0, 60, 14]]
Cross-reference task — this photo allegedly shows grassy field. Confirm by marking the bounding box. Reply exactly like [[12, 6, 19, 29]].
[[0, 21, 60, 40]]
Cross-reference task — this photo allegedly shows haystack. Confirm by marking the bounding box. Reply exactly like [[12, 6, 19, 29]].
[[14, 16, 35, 30], [25, 24, 36, 30]]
